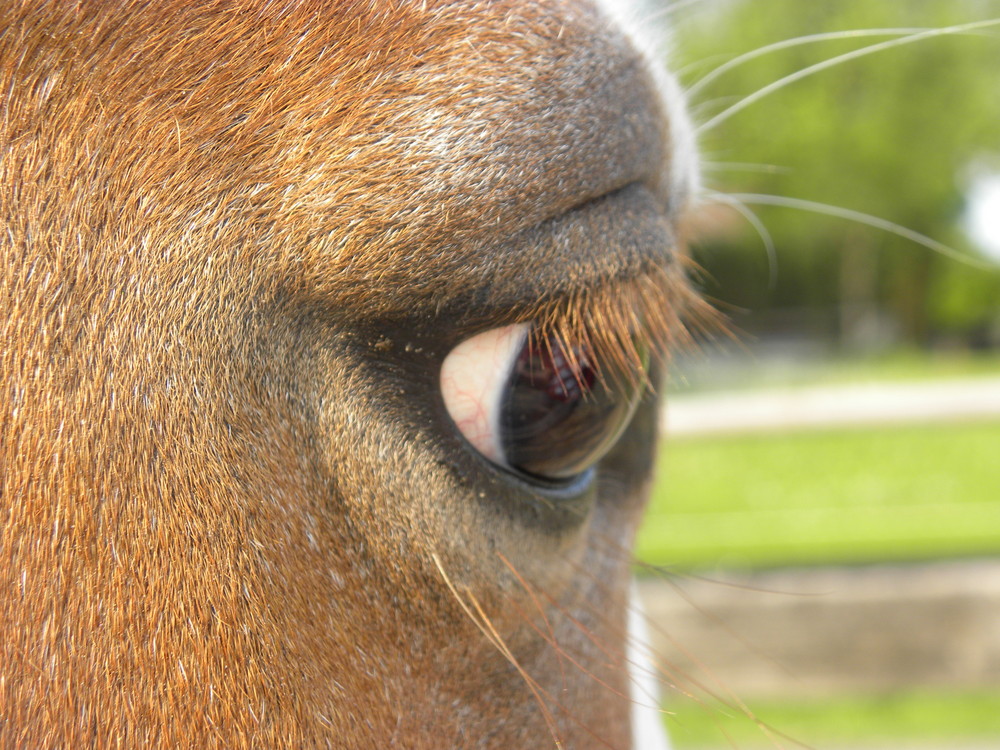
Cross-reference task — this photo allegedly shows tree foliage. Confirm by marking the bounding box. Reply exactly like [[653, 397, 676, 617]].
[[674, 0, 1000, 348]]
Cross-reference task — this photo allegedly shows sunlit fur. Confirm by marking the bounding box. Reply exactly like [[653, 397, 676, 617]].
[[1, 0, 699, 747]]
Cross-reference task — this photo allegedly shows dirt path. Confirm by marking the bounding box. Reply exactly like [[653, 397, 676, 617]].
[[663, 376, 1000, 436]]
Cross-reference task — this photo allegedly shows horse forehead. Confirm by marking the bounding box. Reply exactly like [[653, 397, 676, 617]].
[[7, 0, 661, 226], [7, 0, 678, 319]]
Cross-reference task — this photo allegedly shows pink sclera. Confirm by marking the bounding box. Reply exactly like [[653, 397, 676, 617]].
[[439, 323, 529, 464]]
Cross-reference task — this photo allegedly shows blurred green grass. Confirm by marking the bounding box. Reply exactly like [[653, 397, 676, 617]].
[[639, 360, 1000, 743], [637, 421, 1000, 569], [665, 689, 1000, 749]]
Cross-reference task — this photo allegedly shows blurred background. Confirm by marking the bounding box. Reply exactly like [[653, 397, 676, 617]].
[[634, 1, 1000, 747]]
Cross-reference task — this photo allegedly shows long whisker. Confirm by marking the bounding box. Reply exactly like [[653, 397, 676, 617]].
[[625, 570, 810, 749], [576, 549, 745, 703], [635, 563, 800, 686], [725, 193, 992, 268], [434, 553, 632, 749], [498, 549, 704, 737], [496, 559, 636, 705], [495, 551, 571, 693], [697, 19, 1000, 135], [467, 590, 625, 749], [431, 553, 565, 749], [703, 190, 778, 290], [687, 27, 932, 98], [575, 532, 813, 746]]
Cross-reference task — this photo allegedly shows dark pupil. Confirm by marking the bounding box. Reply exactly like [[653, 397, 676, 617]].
[[501, 336, 643, 480]]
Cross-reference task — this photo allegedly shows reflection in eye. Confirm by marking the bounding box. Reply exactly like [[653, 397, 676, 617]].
[[440, 323, 647, 482]]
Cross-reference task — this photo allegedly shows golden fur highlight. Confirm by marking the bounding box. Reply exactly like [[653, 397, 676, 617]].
[[1, 0, 696, 746]]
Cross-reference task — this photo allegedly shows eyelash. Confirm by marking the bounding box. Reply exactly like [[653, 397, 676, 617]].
[[440, 321, 647, 482]]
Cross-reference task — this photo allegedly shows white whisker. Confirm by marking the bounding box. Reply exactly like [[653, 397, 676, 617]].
[[704, 190, 779, 290], [697, 18, 1000, 134], [726, 193, 993, 268], [688, 27, 931, 98], [431, 553, 567, 748]]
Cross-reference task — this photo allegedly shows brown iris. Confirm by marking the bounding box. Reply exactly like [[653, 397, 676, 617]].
[[441, 314, 655, 484], [500, 331, 646, 480]]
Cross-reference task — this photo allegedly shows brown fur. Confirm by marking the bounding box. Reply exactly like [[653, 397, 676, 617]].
[[0, 1, 697, 746]]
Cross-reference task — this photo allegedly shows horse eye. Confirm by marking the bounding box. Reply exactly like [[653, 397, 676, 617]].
[[440, 323, 646, 481]]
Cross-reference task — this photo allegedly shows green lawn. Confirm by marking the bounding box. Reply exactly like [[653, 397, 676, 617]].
[[637, 421, 1000, 569], [637, 365, 1000, 745], [664, 689, 1000, 749]]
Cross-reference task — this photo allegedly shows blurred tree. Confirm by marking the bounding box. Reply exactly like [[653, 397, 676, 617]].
[[675, 0, 1000, 349]]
